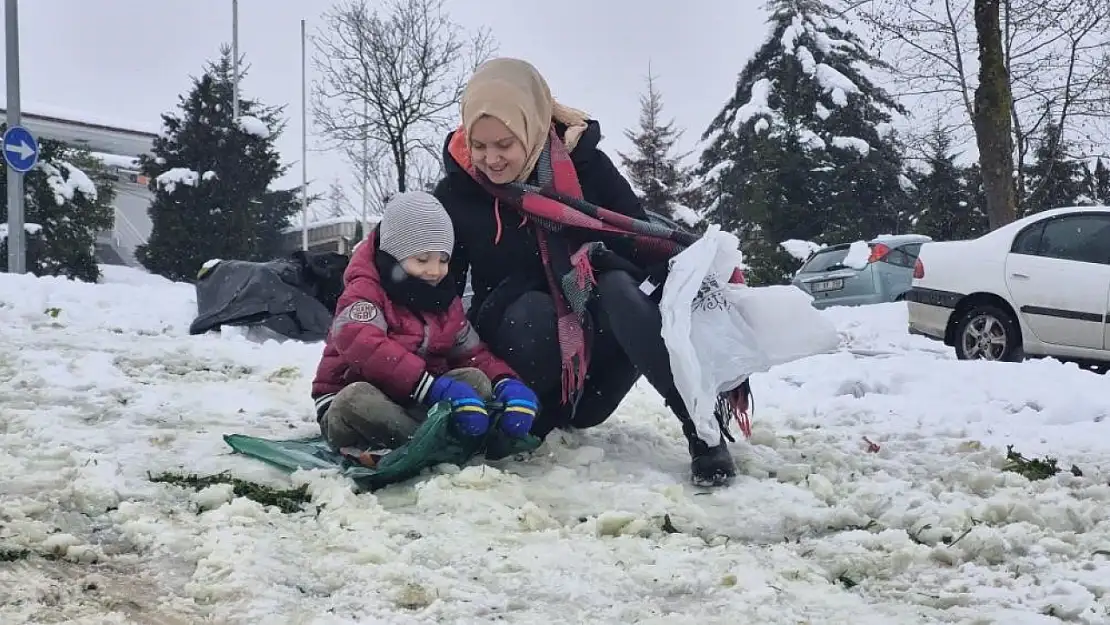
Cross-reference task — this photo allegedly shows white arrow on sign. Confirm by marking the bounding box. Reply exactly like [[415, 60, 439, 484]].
[[5, 140, 35, 160]]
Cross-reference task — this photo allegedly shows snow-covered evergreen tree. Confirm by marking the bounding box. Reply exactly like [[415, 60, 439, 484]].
[[323, 177, 353, 219], [137, 45, 301, 281], [911, 127, 988, 241], [1022, 122, 1090, 215], [698, 0, 909, 284], [0, 132, 114, 282], [618, 69, 698, 223], [1093, 158, 1110, 205]]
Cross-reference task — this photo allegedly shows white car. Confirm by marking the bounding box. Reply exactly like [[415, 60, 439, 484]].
[[905, 206, 1110, 368]]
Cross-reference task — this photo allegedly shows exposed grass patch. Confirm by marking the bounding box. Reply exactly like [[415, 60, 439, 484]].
[[148, 470, 310, 514]]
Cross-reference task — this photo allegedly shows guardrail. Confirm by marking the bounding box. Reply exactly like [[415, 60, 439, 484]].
[[281, 218, 362, 254]]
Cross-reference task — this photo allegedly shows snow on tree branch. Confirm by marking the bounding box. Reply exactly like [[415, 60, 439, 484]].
[[40, 162, 98, 206]]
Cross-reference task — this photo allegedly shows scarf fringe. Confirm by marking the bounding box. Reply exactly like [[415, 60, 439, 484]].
[[560, 357, 587, 405], [559, 333, 586, 406], [570, 245, 598, 291], [715, 384, 753, 441]]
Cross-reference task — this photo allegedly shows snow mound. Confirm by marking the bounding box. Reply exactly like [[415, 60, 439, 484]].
[[780, 239, 826, 261], [2, 266, 1110, 623], [91, 152, 141, 170], [843, 240, 871, 269]]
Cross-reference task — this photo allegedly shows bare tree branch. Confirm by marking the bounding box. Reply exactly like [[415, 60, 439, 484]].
[[311, 0, 495, 195], [843, 0, 1110, 207]]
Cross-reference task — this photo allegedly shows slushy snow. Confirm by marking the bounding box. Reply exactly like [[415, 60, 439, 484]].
[[2, 266, 1110, 623]]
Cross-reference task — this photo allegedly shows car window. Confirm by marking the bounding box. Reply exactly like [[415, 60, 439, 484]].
[[882, 247, 914, 268], [901, 243, 923, 259], [1011, 222, 1045, 255], [798, 246, 851, 273], [1037, 215, 1110, 265]]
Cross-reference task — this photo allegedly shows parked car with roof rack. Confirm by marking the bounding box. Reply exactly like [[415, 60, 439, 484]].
[[905, 206, 1110, 367], [791, 234, 933, 309]]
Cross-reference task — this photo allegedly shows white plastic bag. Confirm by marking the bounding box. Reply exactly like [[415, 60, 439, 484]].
[[659, 227, 843, 445], [659, 226, 769, 445], [725, 285, 841, 366]]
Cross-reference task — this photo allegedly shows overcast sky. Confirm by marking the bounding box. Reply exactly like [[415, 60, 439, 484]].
[[0, 0, 768, 201]]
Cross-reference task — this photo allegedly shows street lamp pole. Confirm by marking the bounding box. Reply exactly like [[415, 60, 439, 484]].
[[232, 0, 240, 121], [300, 18, 309, 252]]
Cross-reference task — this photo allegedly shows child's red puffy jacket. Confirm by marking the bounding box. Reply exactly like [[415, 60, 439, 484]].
[[311, 231, 516, 407]]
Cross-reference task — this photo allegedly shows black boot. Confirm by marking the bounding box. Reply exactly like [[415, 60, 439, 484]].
[[665, 390, 736, 487]]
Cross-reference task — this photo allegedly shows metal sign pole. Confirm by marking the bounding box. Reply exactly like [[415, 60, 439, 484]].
[[5, 0, 25, 274]]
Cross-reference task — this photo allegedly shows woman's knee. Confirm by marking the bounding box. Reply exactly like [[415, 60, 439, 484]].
[[493, 291, 561, 392], [596, 269, 640, 295], [595, 270, 661, 327], [595, 270, 655, 314], [502, 291, 556, 328], [496, 291, 558, 350]]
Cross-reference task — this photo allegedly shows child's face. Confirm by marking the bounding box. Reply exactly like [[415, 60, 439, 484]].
[[400, 252, 450, 285]]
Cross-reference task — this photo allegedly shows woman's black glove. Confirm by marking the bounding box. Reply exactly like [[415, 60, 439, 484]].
[[588, 246, 647, 282]]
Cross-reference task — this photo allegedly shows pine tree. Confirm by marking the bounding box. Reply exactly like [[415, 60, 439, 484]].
[[324, 178, 352, 219], [1022, 122, 1088, 216], [698, 0, 909, 284], [618, 68, 697, 221], [962, 162, 991, 230], [1095, 158, 1110, 205], [137, 45, 300, 281], [0, 131, 114, 281], [911, 127, 988, 241], [256, 188, 306, 261]]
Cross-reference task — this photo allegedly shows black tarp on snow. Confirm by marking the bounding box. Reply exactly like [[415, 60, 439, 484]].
[[188, 250, 350, 342]]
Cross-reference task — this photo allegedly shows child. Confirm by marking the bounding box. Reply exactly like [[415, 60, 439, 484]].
[[311, 191, 539, 451]]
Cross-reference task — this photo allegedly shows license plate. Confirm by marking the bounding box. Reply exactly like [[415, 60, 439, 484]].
[[811, 278, 844, 292]]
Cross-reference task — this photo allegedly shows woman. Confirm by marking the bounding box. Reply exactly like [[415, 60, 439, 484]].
[[433, 57, 741, 486]]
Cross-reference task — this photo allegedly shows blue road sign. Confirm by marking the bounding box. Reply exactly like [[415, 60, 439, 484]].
[[3, 125, 39, 173]]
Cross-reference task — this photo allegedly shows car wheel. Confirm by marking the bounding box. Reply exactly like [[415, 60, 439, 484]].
[[953, 304, 1021, 362]]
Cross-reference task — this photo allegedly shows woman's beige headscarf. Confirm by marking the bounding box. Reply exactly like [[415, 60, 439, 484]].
[[460, 57, 590, 182]]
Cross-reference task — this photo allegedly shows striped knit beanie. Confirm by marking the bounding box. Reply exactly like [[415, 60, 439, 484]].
[[378, 191, 455, 261]]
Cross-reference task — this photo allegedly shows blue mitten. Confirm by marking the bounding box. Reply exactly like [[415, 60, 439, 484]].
[[493, 378, 539, 438], [425, 376, 489, 437]]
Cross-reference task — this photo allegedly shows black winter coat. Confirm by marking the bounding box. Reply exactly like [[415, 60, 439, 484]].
[[433, 120, 648, 316]]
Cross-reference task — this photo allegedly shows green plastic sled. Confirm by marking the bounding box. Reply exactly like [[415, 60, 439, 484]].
[[223, 401, 542, 492]]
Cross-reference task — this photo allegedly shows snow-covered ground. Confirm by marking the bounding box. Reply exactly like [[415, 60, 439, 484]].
[[3, 266, 1110, 624]]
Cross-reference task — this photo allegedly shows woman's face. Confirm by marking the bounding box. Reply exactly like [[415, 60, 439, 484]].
[[468, 115, 527, 184]]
